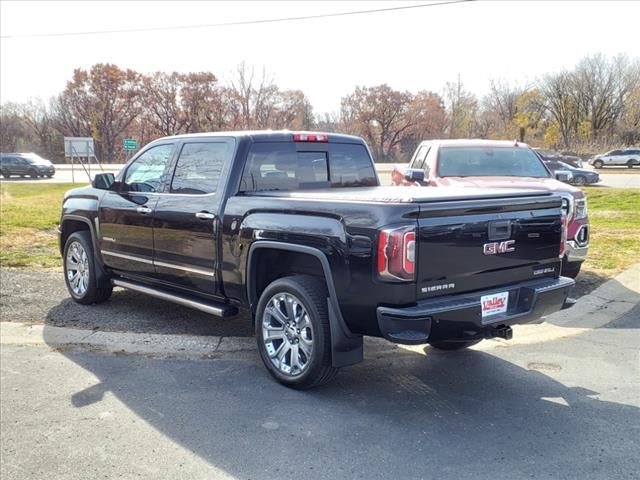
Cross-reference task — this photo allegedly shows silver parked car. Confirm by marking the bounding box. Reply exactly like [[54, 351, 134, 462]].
[[588, 148, 640, 168]]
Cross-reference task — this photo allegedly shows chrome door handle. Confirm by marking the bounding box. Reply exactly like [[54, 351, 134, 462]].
[[195, 212, 215, 220], [136, 206, 153, 214]]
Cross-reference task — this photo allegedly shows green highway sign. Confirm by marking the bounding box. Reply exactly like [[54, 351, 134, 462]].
[[123, 139, 138, 150]]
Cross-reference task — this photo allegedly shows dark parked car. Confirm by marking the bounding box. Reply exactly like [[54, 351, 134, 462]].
[[542, 159, 600, 186], [0, 153, 55, 178], [533, 148, 583, 168], [60, 131, 574, 388]]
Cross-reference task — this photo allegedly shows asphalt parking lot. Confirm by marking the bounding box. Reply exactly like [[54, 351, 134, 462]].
[[1, 306, 639, 480]]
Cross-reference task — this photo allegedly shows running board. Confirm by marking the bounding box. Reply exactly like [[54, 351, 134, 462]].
[[112, 279, 237, 318]]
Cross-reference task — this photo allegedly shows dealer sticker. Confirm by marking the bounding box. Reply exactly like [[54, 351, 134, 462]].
[[481, 291, 509, 319]]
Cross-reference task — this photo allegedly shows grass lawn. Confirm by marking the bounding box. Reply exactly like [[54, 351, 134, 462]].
[[581, 188, 640, 275], [1, 183, 639, 280], [0, 183, 83, 268]]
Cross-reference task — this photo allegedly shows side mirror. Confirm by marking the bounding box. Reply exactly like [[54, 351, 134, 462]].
[[555, 171, 573, 183], [404, 168, 425, 183], [92, 172, 115, 190]]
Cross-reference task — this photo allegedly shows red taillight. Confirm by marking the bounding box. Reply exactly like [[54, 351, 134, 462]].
[[377, 226, 416, 281], [559, 212, 567, 258], [293, 133, 328, 142]]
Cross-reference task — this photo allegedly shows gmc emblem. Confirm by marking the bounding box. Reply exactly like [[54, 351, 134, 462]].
[[483, 240, 516, 255]]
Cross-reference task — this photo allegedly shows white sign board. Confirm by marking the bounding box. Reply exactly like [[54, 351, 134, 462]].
[[64, 137, 95, 157]]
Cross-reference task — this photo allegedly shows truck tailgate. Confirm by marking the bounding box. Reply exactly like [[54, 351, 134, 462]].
[[417, 195, 563, 300]]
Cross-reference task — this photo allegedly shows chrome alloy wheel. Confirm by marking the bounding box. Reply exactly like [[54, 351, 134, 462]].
[[261, 292, 314, 376], [66, 241, 90, 296]]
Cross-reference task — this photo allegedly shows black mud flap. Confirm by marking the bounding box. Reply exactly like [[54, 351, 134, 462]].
[[93, 255, 112, 290], [327, 299, 363, 368]]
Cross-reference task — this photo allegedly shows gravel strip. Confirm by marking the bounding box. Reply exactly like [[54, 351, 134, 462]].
[[0, 268, 253, 337]]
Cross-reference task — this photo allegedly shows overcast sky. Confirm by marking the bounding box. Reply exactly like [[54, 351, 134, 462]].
[[1, 1, 638, 114]]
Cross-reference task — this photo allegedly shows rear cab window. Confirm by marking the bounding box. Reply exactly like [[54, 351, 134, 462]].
[[239, 141, 377, 192]]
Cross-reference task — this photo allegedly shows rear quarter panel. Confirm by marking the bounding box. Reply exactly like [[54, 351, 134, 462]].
[[220, 195, 419, 336]]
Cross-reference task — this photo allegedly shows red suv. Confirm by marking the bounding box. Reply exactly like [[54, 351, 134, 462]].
[[391, 139, 589, 278]]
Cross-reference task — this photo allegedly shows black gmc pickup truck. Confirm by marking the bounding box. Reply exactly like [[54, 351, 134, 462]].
[[60, 131, 575, 388]]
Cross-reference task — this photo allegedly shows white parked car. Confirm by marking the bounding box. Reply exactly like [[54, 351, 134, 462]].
[[588, 148, 640, 168]]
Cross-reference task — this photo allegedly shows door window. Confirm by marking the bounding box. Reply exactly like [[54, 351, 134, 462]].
[[411, 145, 430, 170], [170, 142, 233, 195], [124, 144, 174, 192]]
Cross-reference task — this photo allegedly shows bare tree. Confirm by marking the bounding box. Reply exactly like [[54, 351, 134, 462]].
[[142, 72, 186, 137], [400, 91, 447, 157], [53, 64, 143, 161], [340, 84, 415, 162], [0, 103, 32, 152], [20, 99, 63, 160], [484, 80, 523, 132], [179, 72, 220, 133], [618, 85, 640, 144], [573, 54, 639, 141], [539, 71, 579, 148], [229, 62, 283, 129], [445, 76, 478, 138]]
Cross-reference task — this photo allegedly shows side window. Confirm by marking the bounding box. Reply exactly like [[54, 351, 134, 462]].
[[171, 142, 233, 195], [609, 150, 622, 156], [424, 147, 437, 178], [124, 144, 173, 192], [411, 145, 430, 170]]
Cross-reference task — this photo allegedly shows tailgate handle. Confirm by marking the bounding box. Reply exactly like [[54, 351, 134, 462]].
[[488, 221, 511, 241]]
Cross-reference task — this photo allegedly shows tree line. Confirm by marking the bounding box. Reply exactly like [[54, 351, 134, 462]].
[[1, 53, 638, 163]]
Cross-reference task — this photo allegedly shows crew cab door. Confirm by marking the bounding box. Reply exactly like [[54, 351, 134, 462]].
[[151, 138, 235, 297], [97, 143, 175, 276]]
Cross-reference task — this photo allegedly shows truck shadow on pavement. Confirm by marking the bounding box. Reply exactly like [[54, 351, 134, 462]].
[[43, 326, 639, 479], [45, 288, 254, 336]]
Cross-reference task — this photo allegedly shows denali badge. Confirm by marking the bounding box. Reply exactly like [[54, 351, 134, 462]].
[[483, 240, 515, 255]]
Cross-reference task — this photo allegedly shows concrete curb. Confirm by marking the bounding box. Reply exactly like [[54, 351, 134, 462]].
[[0, 323, 256, 359], [1, 264, 638, 358]]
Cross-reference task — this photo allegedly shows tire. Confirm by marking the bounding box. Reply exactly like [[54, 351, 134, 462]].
[[562, 261, 582, 279], [255, 275, 339, 389], [573, 175, 586, 186], [628, 159, 638, 168], [46, 174, 53, 178], [429, 339, 483, 351], [593, 160, 603, 169], [0, 170, 8, 178], [63, 231, 113, 305], [28, 169, 38, 179]]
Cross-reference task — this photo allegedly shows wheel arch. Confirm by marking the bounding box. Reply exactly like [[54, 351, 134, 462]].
[[247, 241, 363, 368], [59, 216, 93, 256], [60, 215, 111, 289]]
